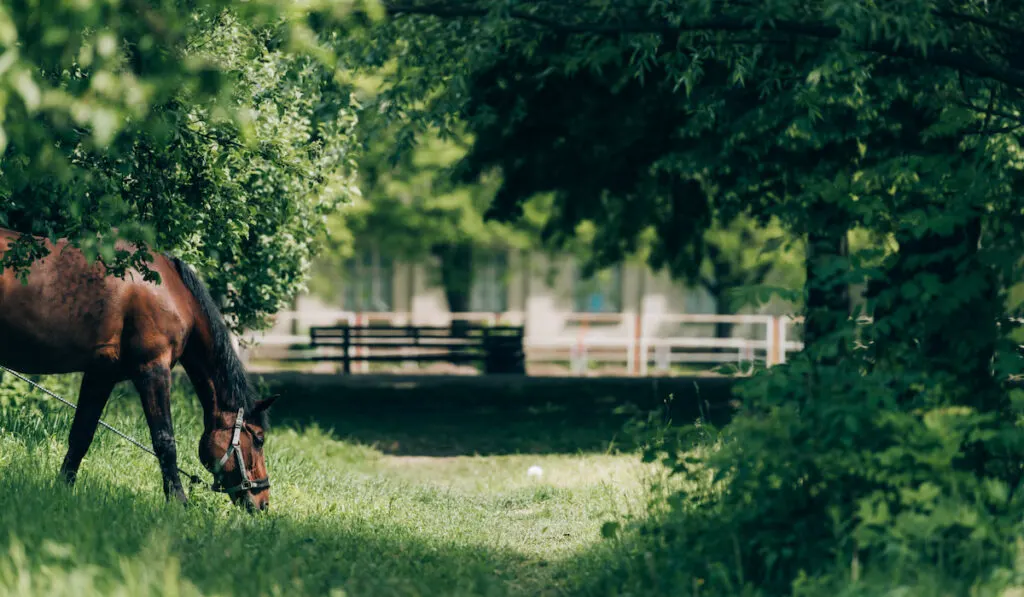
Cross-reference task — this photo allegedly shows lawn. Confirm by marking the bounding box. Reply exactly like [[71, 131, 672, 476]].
[[4, 371, 1009, 597], [0, 373, 655, 597]]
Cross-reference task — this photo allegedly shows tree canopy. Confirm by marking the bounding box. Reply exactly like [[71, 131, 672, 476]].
[[355, 0, 1024, 348], [343, 1, 1024, 590], [0, 0, 376, 329], [350, 2, 1020, 338]]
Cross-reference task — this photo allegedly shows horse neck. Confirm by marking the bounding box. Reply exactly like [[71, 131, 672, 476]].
[[179, 315, 241, 432]]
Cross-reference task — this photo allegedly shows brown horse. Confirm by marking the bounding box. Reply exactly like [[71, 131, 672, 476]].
[[0, 227, 275, 511]]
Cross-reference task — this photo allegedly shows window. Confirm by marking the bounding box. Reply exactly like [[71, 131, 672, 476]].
[[470, 251, 509, 312], [342, 249, 394, 311], [573, 263, 622, 313]]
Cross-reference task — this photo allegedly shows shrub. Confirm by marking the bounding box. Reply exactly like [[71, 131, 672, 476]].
[[597, 353, 1024, 596]]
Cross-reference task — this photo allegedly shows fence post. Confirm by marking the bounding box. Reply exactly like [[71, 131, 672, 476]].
[[766, 316, 778, 367], [405, 325, 419, 371], [354, 312, 367, 373], [778, 316, 789, 365], [630, 311, 643, 376], [571, 320, 589, 376], [342, 325, 351, 374], [482, 327, 492, 374], [654, 344, 670, 372], [638, 338, 649, 376]]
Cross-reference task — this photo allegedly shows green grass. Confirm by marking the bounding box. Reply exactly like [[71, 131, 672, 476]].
[[0, 374, 652, 597], [3, 373, 1018, 597]]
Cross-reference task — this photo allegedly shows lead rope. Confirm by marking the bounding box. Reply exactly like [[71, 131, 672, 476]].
[[0, 366, 208, 490]]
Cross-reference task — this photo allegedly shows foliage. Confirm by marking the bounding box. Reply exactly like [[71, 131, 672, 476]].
[[353, 0, 1024, 323], [700, 215, 805, 325], [582, 378, 1024, 596], [0, 1, 377, 330], [347, 119, 527, 260], [322, 68, 803, 317], [346, 1, 1024, 595], [310, 98, 544, 307], [145, 14, 361, 330]]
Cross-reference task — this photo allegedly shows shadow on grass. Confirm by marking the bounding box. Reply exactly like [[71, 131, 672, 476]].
[[255, 373, 737, 457], [0, 463, 559, 597], [0, 374, 662, 597]]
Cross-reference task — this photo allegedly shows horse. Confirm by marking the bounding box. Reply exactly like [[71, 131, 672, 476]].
[[0, 227, 275, 511]]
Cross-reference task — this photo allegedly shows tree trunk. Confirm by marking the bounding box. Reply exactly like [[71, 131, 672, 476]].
[[704, 244, 733, 341], [435, 243, 474, 337], [713, 290, 731, 340], [803, 205, 850, 360]]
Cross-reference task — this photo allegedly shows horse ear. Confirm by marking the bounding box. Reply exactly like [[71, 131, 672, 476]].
[[253, 395, 279, 414]]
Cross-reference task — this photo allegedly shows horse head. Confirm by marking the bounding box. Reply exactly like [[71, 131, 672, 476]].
[[200, 396, 277, 512]]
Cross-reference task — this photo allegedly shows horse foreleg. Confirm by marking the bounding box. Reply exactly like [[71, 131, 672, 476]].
[[59, 371, 116, 485], [133, 363, 187, 505]]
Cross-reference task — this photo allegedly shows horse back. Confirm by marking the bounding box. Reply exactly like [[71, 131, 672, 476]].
[[0, 228, 194, 375]]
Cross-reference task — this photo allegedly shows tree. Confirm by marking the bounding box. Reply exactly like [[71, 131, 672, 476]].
[[700, 215, 804, 338], [1, 1, 378, 330], [339, 1, 1024, 590], [331, 79, 803, 330], [348, 0, 1024, 374], [311, 101, 544, 326], [352, 0, 1024, 335]]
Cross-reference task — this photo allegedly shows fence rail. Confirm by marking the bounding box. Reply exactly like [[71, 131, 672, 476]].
[[241, 309, 806, 376]]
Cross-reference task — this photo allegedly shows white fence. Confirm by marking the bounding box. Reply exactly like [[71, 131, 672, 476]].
[[240, 309, 805, 376]]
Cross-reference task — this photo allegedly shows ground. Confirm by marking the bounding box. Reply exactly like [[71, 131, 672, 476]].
[[1, 371, 1009, 596], [0, 372, 664, 597]]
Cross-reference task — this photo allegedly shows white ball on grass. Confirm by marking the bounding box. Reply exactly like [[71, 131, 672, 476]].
[[527, 465, 543, 478]]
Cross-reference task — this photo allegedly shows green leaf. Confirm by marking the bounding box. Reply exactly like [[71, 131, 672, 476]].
[[12, 69, 40, 111]]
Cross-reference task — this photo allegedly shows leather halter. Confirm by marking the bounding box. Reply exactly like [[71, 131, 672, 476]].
[[210, 408, 270, 495]]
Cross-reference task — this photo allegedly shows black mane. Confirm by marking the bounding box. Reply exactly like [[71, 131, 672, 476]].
[[165, 254, 265, 427]]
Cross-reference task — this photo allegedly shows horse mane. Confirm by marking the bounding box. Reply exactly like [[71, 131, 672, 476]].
[[165, 254, 265, 427]]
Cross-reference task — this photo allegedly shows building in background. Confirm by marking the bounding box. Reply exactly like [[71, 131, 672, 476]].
[[284, 247, 714, 332], [249, 246, 801, 374]]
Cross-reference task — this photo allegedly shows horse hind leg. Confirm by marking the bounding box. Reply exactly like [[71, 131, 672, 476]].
[[60, 371, 117, 485], [132, 361, 187, 505]]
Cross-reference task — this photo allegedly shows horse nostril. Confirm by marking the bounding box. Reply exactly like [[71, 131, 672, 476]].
[[260, 501, 269, 511]]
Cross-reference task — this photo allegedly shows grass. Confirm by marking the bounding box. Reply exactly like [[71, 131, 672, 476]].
[[3, 372, 1016, 597], [0, 372, 654, 597]]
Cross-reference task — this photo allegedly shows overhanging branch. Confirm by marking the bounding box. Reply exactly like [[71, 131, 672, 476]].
[[934, 9, 1023, 38], [383, 2, 1024, 92], [953, 98, 1024, 127]]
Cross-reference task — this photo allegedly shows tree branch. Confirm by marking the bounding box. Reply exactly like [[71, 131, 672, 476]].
[[981, 86, 999, 132], [933, 9, 1023, 38], [700, 275, 720, 295], [383, 2, 1024, 92], [953, 99, 1024, 126], [963, 123, 1024, 135], [750, 260, 775, 285]]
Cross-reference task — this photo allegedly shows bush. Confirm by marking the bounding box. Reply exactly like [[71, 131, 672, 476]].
[[594, 353, 1024, 596]]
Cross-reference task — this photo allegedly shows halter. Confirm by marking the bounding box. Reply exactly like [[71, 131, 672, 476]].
[[210, 408, 270, 495]]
